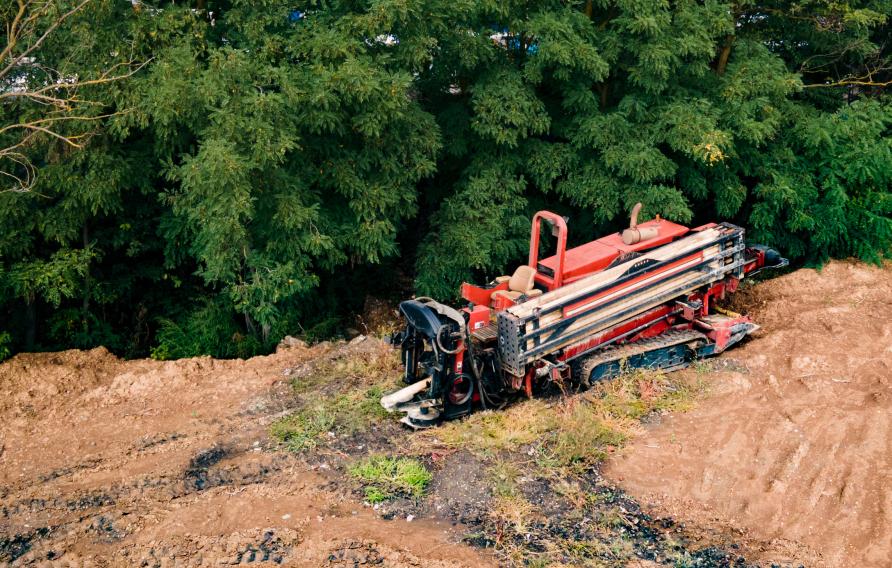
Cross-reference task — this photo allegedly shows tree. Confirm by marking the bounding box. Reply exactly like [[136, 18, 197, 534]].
[[125, 0, 441, 344], [396, 0, 891, 294], [0, 0, 146, 192], [0, 0, 889, 359]]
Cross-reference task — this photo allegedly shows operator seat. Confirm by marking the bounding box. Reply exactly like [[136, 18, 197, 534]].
[[491, 265, 543, 303]]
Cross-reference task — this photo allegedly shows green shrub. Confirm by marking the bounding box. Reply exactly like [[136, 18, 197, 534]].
[[151, 299, 265, 360], [47, 309, 124, 352]]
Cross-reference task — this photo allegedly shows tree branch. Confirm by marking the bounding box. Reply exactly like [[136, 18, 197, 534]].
[[803, 78, 892, 88], [0, 0, 91, 80], [0, 1, 146, 192]]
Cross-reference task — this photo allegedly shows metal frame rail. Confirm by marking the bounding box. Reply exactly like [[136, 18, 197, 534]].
[[497, 223, 746, 376]]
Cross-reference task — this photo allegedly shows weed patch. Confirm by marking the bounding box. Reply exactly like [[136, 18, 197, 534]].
[[270, 346, 400, 451], [549, 398, 632, 471], [418, 368, 703, 474], [289, 347, 400, 395], [270, 385, 393, 450], [437, 368, 709, 566], [487, 459, 522, 498], [595, 367, 704, 420], [348, 455, 432, 503], [418, 399, 557, 456], [269, 405, 336, 451], [490, 494, 539, 541]]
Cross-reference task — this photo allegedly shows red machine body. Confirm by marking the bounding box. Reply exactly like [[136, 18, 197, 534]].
[[386, 205, 787, 427], [531, 211, 692, 289]]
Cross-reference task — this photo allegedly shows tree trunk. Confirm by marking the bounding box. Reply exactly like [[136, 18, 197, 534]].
[[596, 82, 609, 109], [82, 223, 91, 312], [716, 35, 734, 75], [245, 312, 257, 336]]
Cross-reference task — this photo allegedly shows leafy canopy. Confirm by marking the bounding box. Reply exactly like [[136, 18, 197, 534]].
[[0, 0, 889, 358]]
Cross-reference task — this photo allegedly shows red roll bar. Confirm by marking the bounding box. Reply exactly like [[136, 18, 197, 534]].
[[528, 211, 568, 289]]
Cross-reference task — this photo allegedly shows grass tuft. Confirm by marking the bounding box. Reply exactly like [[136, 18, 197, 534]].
[[269, 404, 336, 451], [490, 493, 539, 537], [417, 399, 558, 456], [549, 396, 632, 471], [270, 346, 400, 452], [596, 366, 704, 419], [348, 455, 432, 503], [487, 459, 522, 498]]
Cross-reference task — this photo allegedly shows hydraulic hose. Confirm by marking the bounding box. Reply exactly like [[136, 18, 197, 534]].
[[463, 327, 488, 410], [436, 325, 461, 355]]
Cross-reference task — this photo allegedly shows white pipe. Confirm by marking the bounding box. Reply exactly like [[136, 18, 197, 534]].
[[380, 378, 431, 411]]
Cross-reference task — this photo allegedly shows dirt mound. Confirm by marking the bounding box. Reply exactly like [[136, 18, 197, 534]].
[[606, 260, 892, 567], [0, 347, 121, 420], [0, 338, 489, 567]]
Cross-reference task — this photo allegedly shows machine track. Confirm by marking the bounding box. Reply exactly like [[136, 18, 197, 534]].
[[576, 328, 707, 383]]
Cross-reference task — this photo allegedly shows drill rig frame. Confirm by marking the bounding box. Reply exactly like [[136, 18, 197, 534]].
[[382, 205, 787, 428]]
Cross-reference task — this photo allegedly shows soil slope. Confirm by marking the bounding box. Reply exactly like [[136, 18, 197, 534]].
[[3, 260, 888, 567], [0, 340, 491, 567], [606, 260, 892, 567]]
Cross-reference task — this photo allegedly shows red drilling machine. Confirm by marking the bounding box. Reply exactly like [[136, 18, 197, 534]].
[[382, 204, 787, 427]]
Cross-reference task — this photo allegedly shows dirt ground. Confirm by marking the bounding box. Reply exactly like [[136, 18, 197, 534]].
[[3, 260, 889, 567], [0, 340, 491, 567], [606, 260, 892, 568]]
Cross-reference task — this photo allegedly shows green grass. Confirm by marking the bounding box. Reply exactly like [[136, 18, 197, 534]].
[[269, 404, 337, 451], [348, 455, 433, 503], [419, 367, 704, 475], [270, 347, 400, 452], [548, 398, 630, 471], [543, 368, 705, 472], [417, 399, 558, 456], [270, 385, 392, 451], [595, 367, 705, 419]]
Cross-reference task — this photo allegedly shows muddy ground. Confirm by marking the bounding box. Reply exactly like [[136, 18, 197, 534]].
[[1, 260, 886, 567], [0, 340, 490, 567]]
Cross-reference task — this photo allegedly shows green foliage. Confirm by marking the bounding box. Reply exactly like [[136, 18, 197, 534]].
[[415, 165, 531, 297], [151, 299, 264, 360], [1, 0, 890, 358], [7, 248, 97, 307], [0, 331, 11, 362], [471, 69, 550, 148], [348, 455, 432, 502]]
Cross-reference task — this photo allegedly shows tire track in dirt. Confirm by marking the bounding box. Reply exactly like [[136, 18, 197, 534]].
[[0, 340, 491, 567], [605, 260, 892, 567]]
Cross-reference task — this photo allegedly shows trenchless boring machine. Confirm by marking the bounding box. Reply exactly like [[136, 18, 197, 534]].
[[382, 204, 787, 427]]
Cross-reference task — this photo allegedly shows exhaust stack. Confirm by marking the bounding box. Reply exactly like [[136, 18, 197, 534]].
[[622, 202, 660, 245]]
